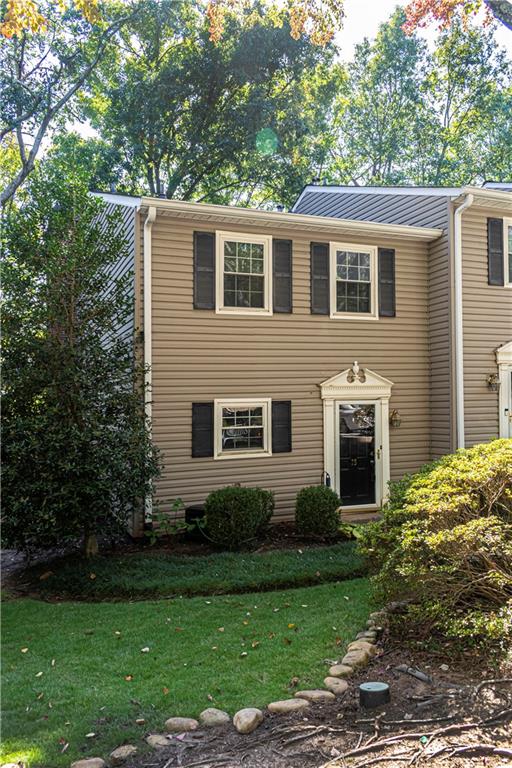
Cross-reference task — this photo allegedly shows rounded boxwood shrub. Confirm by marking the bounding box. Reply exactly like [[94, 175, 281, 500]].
[[295, 485, 341, 538], [204, 486, 274, 549], [359, 439, 512, 651]]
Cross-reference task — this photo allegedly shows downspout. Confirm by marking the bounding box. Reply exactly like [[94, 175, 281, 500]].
[[453, 193, 474, 449], [143, 206, 157, 522]]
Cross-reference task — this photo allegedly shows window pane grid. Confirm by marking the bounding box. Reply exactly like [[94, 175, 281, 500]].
[[336, 249, 372, 314], [224, 241, 266, 308], [221, 406, 264, 452]]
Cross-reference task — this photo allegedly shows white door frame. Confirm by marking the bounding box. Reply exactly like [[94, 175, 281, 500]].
[[497, 342, 512, 438], [321, 363, 393, 511]]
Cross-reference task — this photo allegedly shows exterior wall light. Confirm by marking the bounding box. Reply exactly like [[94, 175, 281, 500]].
[[389, 409, 402, 428], [486, 373, 500, 392]]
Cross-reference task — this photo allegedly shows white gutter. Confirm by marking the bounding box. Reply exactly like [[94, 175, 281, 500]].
[[143, 206, 157, 521], [453, 193, 474, 449]]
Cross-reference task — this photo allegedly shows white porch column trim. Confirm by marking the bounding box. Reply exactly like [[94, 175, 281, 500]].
[[497, 341, 512, 439]]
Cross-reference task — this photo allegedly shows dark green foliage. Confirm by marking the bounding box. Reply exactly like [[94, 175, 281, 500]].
[[295, 485, 341, 538], [359, 440, 512, 651], [204, 486, 274, 549], [1, 157, 159, 555], [27, 541, 365, 599], [83, 0, 337, 207]]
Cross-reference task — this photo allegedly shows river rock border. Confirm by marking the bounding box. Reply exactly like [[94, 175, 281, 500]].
[[68, 608, 389, 768]]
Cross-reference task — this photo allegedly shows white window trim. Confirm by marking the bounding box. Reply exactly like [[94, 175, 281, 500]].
[[215, 231, 273, 315], [504, 218, 512, 288], [214, 398, 272, 460], [329, 241, 378, 321]]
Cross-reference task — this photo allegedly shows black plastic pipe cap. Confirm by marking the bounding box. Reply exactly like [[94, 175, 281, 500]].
[[359, 681, 390, 709]]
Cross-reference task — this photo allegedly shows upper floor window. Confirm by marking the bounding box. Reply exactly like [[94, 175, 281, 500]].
[[216, 232, 272, 315], [330, 242, 378, 320]]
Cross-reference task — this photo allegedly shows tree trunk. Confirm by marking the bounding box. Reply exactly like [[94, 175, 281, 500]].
[[84, 533, 99, 558]]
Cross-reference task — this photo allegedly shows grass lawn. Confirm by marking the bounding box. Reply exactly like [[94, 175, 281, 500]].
[[29, 541, 364, 599], [2, 578, 371, 767]]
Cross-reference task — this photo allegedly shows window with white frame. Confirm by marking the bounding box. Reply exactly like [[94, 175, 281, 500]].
[[214, 399, 271, 459], [216, 232, 272, 314], [505, 218, 512, 286], [330, 242, 378, 319]]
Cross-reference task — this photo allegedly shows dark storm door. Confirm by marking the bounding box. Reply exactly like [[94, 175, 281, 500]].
[[339, 403, 376, 506]]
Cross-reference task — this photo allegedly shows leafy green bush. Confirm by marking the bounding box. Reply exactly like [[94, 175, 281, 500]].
[[359, 439, 512, 651], [295, 485, 341, 538], [204, 486, 274, 549]]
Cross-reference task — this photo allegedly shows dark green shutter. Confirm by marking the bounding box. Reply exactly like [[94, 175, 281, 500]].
[[378, 248, 396, 317], [192, 402, 214, 457], [488, 218, 504, 286], [310, 242, 329, 314], [272, 401, 292, 453], [193, 232, 215, 309], [273, 239, 292, 313]]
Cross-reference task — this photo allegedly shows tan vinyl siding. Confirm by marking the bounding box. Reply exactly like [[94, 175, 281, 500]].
[[462, 206, 512, 446], [142, 212, 432, 522]]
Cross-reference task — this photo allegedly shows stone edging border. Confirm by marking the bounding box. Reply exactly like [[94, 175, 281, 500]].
[[67, 608, 391, 768]]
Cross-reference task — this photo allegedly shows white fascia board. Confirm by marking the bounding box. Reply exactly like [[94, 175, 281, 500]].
[[140, 197, 442, 242]]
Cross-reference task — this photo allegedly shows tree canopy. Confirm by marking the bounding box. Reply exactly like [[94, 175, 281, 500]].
[[327, 9, 511, 186], [82, 0, 337, 206]]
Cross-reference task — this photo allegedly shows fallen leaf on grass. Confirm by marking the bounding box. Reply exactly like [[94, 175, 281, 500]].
[[124, 675, 133, 682], [288, 623, 296, 630], [35, 671, 43, 678], [162, 687, 170, 695], [283, 637, 292, 646], [141, 647, 150, 653], [251, 641, 260, 649], [207, 694, 214, 701], [21, 647, 29, 653], [51, 659, 56, 667], [240, 652, 248, 658], [36, 692, 44, 700], [335, 637, 343, 646], [89, 573, 96, 580], [135, 718, 145, 725], [175, 627, 184, 632], [217, 627, 225, 632]]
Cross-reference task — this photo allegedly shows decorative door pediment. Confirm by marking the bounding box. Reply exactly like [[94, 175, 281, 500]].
[[320, 361, 394, 400]]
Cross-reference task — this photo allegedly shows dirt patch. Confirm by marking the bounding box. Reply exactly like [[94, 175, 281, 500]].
[[123, 645, 512, 768]]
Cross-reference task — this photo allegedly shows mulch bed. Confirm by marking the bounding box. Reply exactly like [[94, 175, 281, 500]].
[[123, 645, 512, 768]]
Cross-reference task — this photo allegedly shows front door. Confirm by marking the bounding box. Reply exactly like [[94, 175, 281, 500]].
[[338, 403, 376, 506]]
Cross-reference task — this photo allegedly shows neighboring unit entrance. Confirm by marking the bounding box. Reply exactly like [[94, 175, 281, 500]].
[[497, 342, 512, 439], [338, 403, 376, 506], [321, 363, 392, 511]]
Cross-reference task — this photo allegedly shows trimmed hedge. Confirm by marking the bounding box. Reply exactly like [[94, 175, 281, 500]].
[[359, 439, 512, 651], [204, 486, 274, 549], [295, 485, 341, 538]]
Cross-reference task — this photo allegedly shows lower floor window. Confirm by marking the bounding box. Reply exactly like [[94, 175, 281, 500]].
[[214, 399, 271, 459]]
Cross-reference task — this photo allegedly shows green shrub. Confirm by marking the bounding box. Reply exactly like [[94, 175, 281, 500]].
[[204, 486, 274, 549], [359, 439, 512, 651], [295, 485, 341, 538]]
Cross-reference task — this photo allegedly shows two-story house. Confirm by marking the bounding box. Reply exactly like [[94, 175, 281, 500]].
[[97, 184, 512, 533]]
